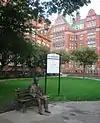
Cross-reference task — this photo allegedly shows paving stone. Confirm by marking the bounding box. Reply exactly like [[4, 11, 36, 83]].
[[1, 102, 100, 123]]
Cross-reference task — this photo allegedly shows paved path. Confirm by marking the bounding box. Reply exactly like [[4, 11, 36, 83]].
[[1, 101, 100, 123]]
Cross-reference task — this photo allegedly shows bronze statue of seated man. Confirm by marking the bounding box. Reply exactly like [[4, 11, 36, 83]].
[[29, 82, 51, 115]]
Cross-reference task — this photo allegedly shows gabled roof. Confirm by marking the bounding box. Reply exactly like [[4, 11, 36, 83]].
[[50, 9, 99, 32], [87, 9, 96, 17], [53, 15, 72, 30], [61, 16, 73, 30]]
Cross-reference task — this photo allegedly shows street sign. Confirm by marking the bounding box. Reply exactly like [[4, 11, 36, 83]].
[[47, 53, 60, 74], [45, 53, 61, 96]]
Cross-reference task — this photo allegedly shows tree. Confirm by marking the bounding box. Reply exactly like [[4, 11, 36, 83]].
[[71, 47, 98, 77], [37, 46, 50, 68], [9, 39, 34, 75], [0, 0, 46, 73], [25, 42, 50, 80], [43, 0, 91, 16], [52, 50, 70, 64], [0, 0, 91, 76]]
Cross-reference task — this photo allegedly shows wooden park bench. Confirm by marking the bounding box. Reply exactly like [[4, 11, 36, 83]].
[[15, 87, 50, 113], [15, 88, 35, 112]]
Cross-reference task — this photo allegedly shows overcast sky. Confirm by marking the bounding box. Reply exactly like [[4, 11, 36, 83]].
[[48, 0, 100, 24]]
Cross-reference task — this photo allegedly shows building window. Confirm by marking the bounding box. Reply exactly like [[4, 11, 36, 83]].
[[87, 32, 96, 48], [47, 44, 49, 47], [75, 25, 79, 30], [80, 24, 84, 29], [87, 32, 96, 36], [80, 34, 83, 40], [70, 36, 72, 40], [86, 16, 96, 21], [87, 20, 96, 28], [42, 42, 45, 46], [74, 24, 84, 30], [70, 35, 74, 41], [52, 40, 64, 48], [75, 35, 78, 40], [40, 30, 44, 34], [37, 40, 41, 44]]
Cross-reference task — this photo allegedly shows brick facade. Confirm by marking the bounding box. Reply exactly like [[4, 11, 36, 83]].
[[50, 9, 100, 74], [25, 20, 51, 48]]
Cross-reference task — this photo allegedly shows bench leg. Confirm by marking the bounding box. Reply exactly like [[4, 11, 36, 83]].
[[21, 103, 26, 113], [16, 101, 21, 111]]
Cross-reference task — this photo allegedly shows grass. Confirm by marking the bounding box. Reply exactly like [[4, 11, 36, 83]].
[[40, 77, 100, 101], [0, 77, 100, 109], [0, 78, 32, 109]]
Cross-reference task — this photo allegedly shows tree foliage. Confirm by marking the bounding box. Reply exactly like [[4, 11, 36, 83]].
[[0, 0, 91, 56], [0, 0, 45, 71], [0, 0, 92, 77], [52, 50, 70, 64], [25, 42, 50, 78], [0, 0, 46, 52], [37, 46, 50, 68], [71, 47, 98, 77], [43, 0, 91, 16], [72, 47, 98, 65], [0, 0, 91, 57]]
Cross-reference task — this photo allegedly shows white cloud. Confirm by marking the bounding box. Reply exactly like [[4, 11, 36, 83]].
[[80, 0, 100, 18]]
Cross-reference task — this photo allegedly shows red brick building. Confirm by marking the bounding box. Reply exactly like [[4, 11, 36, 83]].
[[51, 9, 100, 74], [25, 19, 51, 48]]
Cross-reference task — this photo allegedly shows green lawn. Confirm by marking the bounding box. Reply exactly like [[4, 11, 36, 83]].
[[0, 77, 100, 109]]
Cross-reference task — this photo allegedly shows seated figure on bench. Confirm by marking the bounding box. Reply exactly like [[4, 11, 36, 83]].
[[30, 82, 51, 115]]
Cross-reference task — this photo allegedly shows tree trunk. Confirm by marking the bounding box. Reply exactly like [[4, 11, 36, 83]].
[[83, 64, 85, 78], [14, 56, 17, 78], [0, 61, 6, 77], [22, 62, 26, 77], [91, 64, 93, 77], [33, 66, 37, 84], [0, 64, 3, 76], [10, 66, 15, 72]]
